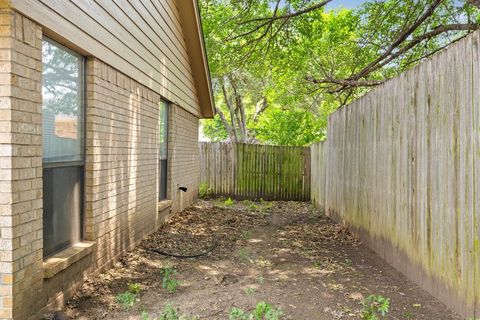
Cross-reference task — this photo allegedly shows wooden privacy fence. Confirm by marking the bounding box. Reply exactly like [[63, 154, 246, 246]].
[[199, 142, 311, 201], [310, 32, 480, 318]]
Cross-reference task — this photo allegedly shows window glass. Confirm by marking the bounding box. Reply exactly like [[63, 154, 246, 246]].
[[43, 166, 83, 256], [159, 101, 168, 160], [42, 37, 85, 257], [42, 38, 84, 163], [159, 101, 168, 200]]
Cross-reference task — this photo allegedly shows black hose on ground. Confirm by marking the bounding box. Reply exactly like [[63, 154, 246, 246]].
[[147, 242, 218, 258]]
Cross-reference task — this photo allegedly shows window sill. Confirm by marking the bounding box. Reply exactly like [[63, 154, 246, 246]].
[[158, 200, 173, 212], [43, 241, 96, 279]]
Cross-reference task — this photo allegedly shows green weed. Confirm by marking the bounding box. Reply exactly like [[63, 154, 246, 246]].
[[229, 302, 283, 320], [244, 287, 256, 295], [259, 201, 273, 213], [242, 200, 253, 206], [242, 230, 252, 240], [115, 291, 137, 310], [224, 197, 234, 206], [128, 283, 141, 294], [141, 309, 150, 320], [161, 267, 180, 294], [237, 248, 250, 262], [157, 303, 198, 320], [403, 310, 414, 319], [249, 203, 259, 211], [360, 295, 390, 320], [115, 283, 141, 310], [198, 183, 214, 199]]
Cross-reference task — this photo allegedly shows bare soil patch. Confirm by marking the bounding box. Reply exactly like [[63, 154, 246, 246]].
[[56, 200, 462, 320]]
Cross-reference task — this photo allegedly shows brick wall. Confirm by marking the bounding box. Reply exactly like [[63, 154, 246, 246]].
[[40, 59, 201, 316], [0, 8, 44, 319], [0, 10, 202, 320], [168, 104, 200, 213], [84, 58, 161, 270]]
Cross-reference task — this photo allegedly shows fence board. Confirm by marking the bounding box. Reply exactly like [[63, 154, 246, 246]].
[[310, 141, 326, 208]]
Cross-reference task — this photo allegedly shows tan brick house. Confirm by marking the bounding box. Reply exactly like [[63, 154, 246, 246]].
[[0, 0, 214, 318]]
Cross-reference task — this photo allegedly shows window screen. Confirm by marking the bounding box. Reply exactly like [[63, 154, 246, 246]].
[[42, 37, 85, 257], [159, 101, 168, 200]]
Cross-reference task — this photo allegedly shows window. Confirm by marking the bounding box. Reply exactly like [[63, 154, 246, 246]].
[[42, 37, 85, 257], [158, 101, 168, 200]]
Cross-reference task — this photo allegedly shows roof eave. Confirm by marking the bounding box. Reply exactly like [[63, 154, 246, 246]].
[[177, 0, 215, 119]]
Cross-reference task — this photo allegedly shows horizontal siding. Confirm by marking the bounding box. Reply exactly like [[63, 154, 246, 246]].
[[12, 0, 202, 117]]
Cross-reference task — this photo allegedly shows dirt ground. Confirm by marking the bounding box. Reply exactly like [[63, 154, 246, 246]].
[[56, 200, 462, 320]]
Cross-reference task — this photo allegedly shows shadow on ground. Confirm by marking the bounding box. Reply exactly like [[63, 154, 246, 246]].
[[58, 199, 462, 320]]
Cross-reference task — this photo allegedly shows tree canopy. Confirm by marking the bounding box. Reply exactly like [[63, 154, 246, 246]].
[[200, 0, 480, 146]]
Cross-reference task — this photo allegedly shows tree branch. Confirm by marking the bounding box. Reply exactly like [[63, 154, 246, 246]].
[[353, 0, 443, 81], [241, 0, 333, 24], [305, 76, 384, 90], [230, 0, 332, 42], [308, 21, 478, 93], [253, 97, 268, 122], [376, 23, 478, 71], [214, 105, 236, 142], [221, 82, 239, 142]]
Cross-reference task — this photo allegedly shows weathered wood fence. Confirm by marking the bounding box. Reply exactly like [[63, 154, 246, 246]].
[[199, 142, 310, 201], [310, 142, 326, 208], [310, 32, 480, 318]]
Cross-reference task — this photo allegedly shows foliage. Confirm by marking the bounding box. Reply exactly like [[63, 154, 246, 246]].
[[253, 108, 325, 146], [224, 197, 234, 206], [141, 309, 150, 320], [198, 183, 214, 199], [115, 282, 142, 310], [128, 283, 141, 295], [42, 40, 82, 116], [236, 247, 251, 262], [161, 267, 180, 294], [360, 295, 390, 320], [199, 0, 480, 145], [229, 302, 283, 320], [115, 291, 136, 310], [202, 115, 229, 142]]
